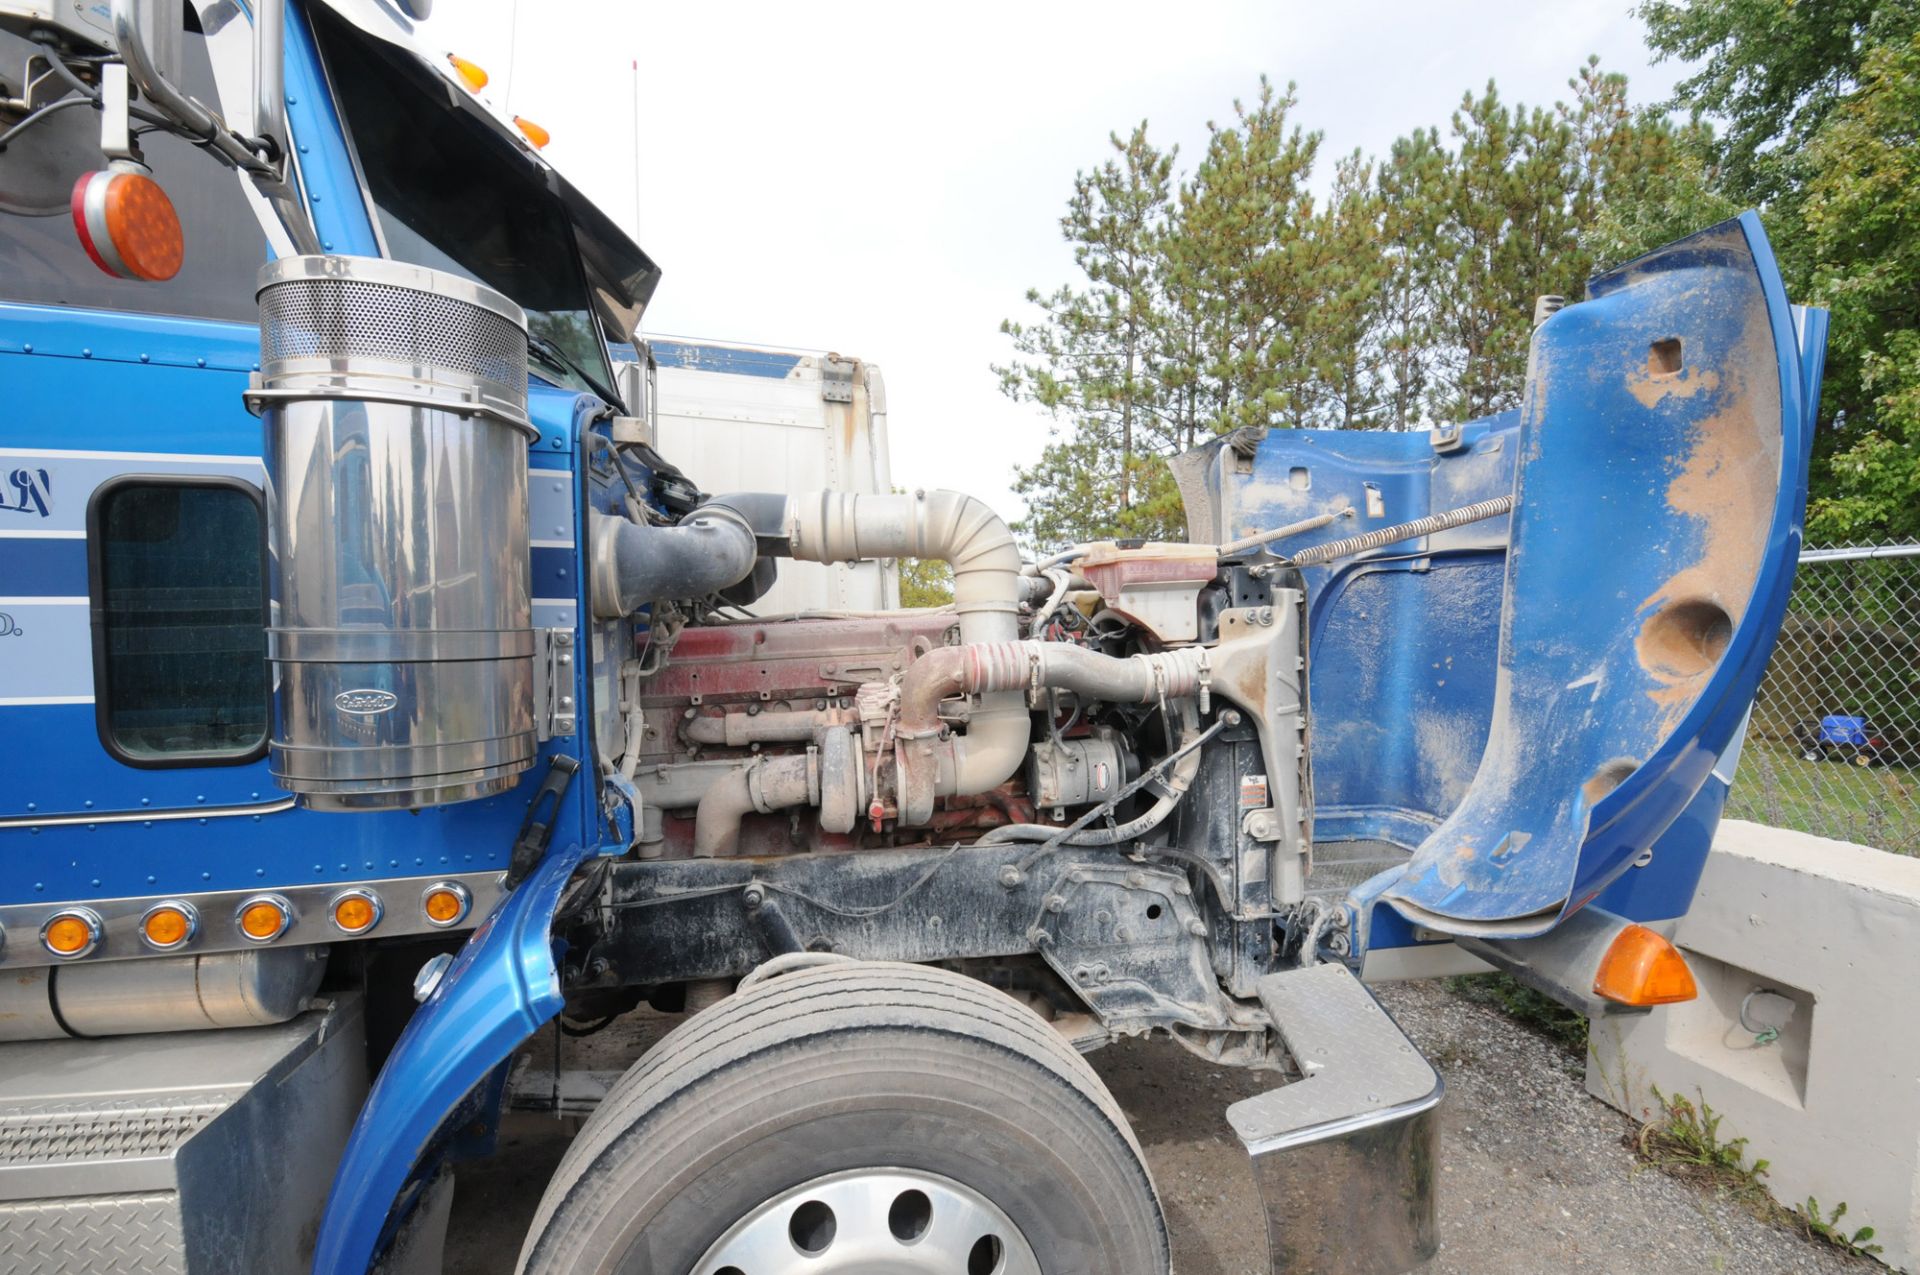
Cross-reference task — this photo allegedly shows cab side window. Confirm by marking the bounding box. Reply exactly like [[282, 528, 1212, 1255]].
[[89, 478, 269, 766]]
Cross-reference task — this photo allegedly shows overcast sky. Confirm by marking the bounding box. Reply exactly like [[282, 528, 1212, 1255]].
[[421, 1, 1690, 529]]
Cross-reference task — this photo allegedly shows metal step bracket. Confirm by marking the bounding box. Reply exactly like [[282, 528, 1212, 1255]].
[[534, 627, 577, 740], [1226, 963, 1442, 1275]]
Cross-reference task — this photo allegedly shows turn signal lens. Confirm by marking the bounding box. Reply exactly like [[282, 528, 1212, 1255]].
[[71, 169, 184, 282], [447, 53, 489, 90], [42, 908, 103, 958], [140, 901, 198, 951], [1593, 923, 1698, 1006], [237, 895, 292, 943], [330, 889, 383, 936], [421, 882, 471, 928], [513, 115, 550, 149]]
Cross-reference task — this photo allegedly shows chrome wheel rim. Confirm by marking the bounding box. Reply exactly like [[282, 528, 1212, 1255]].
[[695, 1167, 1041, 1275]]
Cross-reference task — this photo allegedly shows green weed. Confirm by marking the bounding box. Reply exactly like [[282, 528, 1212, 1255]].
[[1633, 1089, 1882, 1260], [1795, 1197, 1883, 1259]]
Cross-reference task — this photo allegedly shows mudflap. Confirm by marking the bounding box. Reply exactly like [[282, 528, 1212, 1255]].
[[1227, 963, 1442, 1275], [311, 840, 594, 1275]]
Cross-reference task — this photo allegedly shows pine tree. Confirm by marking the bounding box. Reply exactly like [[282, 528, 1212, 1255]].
[[998, 123, 1177, 545], [1167, 79, 1324, 436], [1375, 128, 1448, 430], [998, 50, 1833, 547], [1424, 83, 1585, 421], [1301, 151, 1388, 429]]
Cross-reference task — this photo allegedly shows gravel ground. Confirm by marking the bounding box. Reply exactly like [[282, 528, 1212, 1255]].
[[448, 979, 1871, 1274]]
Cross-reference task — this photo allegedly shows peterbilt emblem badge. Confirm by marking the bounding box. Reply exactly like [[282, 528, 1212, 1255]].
[[335, 689, 398, 716]]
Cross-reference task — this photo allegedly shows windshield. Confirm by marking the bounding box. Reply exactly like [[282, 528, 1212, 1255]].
[[312, 11, 617, 401]]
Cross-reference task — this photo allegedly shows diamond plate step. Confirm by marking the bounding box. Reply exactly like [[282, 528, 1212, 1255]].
[[1227, 962, 1439, 1152], [0, 994, 365, 1273]]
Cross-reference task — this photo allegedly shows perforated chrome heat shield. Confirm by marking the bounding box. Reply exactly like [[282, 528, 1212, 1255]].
[[252, 256, 538, 811]]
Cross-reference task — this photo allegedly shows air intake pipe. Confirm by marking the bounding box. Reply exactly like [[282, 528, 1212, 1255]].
[[589, 506, 760, 618], [738, 490, 1029, 821]]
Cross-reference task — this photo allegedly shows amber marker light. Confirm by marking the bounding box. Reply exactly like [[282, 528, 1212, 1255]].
[[421, 881, 472, 928], [41, 908, 104, 959], [140, 900, 199, 952], [236, 894, 293, 943], [513, 116, 551, 149], [331, 888, 384, 936], [71, 169, 185, 281], [447, 53, 489, 91], [1593, 923, 1698, 1006]]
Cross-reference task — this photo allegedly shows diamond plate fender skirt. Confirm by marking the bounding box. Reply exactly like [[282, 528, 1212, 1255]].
[[1227, 964, 1442, 1275], [311, 840, 595, 1275]]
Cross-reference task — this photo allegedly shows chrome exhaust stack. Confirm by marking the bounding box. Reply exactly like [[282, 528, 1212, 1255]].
[[250, 256, 538, 810]]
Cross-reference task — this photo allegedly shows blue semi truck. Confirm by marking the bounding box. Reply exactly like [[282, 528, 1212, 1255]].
[[0, 2, 1826, 1272]]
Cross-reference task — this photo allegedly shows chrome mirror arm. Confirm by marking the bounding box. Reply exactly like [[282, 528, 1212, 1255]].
[[109, 0, 320, 254]]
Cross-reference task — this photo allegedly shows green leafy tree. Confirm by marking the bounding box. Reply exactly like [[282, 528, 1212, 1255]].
[[1640, 0, 1920, 540], [1638, 0, 1919, 212], [897, 557, 955, 608], [1799, 31, 1920, 540]]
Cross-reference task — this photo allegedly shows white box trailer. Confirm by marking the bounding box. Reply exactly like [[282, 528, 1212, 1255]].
[[613, 340, 900, 616]]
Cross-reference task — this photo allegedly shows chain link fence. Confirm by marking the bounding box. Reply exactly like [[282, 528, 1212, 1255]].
[[1728, 543, 1920, 854]]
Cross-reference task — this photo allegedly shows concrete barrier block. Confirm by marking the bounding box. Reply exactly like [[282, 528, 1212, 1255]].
[[1587, 819, 1920, 1271]]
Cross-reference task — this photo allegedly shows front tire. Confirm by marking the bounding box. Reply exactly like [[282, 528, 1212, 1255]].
[[517, 961, 1168, 1275]]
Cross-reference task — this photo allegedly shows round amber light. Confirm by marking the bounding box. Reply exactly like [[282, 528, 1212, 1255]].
[[71, 170, 184, 282], [42, 910, 101, 958], [238, 897, 290, 941], [141, 904, 195, 951], [103, 172, 184, 281], [422, 885, 469, 927], [331, 890, 382, 935]]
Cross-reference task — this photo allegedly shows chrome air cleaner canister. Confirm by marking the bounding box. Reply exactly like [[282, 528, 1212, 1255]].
[[251, 255, 536, 810]]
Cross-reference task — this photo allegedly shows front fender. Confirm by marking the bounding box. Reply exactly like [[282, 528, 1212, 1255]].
[[312, 839, 593, 1274]]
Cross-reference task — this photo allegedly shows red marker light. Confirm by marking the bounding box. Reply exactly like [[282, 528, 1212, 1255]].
[[71, 169, 184, 282]]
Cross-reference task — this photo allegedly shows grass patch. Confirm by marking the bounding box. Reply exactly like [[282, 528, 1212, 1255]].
[[1632, 1088, 1883, 1260], [1726, 740, 1917, 854], [1443, 972, 1589, 1053]]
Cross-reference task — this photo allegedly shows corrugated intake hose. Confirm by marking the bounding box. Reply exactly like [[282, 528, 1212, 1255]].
[[589, 506, 759, 618]]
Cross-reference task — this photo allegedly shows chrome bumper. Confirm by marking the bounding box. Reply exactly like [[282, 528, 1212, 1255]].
[[1227, 964, 1442, 1275]]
